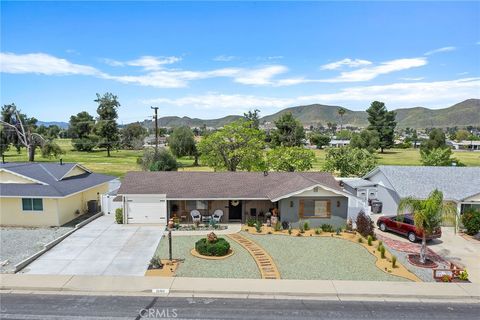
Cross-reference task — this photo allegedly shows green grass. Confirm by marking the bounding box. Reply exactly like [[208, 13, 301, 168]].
[[3, 139, 479, 177]]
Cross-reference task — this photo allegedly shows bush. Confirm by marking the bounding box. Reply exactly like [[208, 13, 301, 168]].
[[282, 221, 289, 230], [273, 221, 282, 232], [392, 255, 397, 268], [149, 256, 163, 269], [298, 221, 305, 233], [314, 228, 321, 235], [288, 227, 292, 235], [336, 227, 342, 235], [321, 224, 334, 232], [303, 220, 310, 231], [367, 235, 373, 246], [379, 245, 386, 259], [358, 237, 363, 243], [356, 211, 375, 238], [461, 209, 480, 235], [246, 218, 257, 227], [377, 241, 383, 250], [459, 269, 469, 281], [255, 222, 262, 233], [138, 148, 178, 172], [195, 238, 231, 256], [115, 208, 123, 224]]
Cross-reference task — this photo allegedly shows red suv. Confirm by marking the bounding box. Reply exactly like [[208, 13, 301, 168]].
[[376, 214, 442, 242]]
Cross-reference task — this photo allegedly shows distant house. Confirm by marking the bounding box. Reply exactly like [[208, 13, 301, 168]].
[[0, 162, 115, 227], [447, 140, 480, 151], [329, 139, 350, 147], [360, 166, 480, 215], [143, 134, 168, 147], [116, 171, 354, 227]]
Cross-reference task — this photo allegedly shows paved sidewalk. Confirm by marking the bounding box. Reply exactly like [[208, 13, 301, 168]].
[[23, 216, 164, 276], [1, 274, 479, 302]]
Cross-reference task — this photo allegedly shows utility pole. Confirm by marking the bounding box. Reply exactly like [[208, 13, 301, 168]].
[[151, 106, 159, 151]]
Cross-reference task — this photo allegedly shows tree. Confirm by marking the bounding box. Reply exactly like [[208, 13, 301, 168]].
[[366, 101, 396, 153], [270, 112, 305, 147], [243, 109, 261, 129], [420, 148, 462, 166], [69, 111, 97, 151], [454, 129, 469, 142], [323, 147, 378, 177], [94, 93, 120, 157], [350, 130, 380, 153], [421, 128, 446, 151], [266, 146, 315, 172], [335, 129, 352, 140], [337, 107, 346, 130], [41, 140, 64, 159], [198, 119, 266, 171], [121, 122, 147, 150], [0, 124, 9, 156], [411, 130, 419, 148], [398, 189, 456, 264], [309, 133, 330, 149], [168, 126, 199, 165], [138, 148, 178, 171], [326, 122, 337, 135]]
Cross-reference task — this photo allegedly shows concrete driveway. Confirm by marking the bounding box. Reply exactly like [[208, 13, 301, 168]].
[[23, 215, 164, 276]]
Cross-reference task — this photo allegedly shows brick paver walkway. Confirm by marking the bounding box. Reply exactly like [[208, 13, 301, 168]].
[[227, 233, 280, 279]]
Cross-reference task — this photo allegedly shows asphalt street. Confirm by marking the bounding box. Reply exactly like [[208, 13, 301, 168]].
[[1, 293, 479, 320]]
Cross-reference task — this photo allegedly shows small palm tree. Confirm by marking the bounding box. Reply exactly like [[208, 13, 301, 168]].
[[397, 189, 457, 264], [337, 107, 346, 130]]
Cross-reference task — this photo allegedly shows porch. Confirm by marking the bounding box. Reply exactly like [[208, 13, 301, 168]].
[[167, 199, 277, 224]]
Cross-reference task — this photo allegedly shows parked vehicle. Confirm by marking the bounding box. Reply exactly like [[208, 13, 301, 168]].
[[376, 214, 442, 242]]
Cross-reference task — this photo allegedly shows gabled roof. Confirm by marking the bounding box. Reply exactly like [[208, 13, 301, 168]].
[[364, 166, 480, 202], [0, 162, 115, 197], [117, 171, 346, 201]]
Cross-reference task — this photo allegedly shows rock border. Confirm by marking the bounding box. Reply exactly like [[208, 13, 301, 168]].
[[190, 248, 235, 260]]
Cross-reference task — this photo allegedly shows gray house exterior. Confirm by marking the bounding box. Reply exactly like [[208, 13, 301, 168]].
[[362, 166, 480, 215], [117, 171, 354, 227]]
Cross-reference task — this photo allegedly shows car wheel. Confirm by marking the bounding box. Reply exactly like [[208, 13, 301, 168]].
[[408, 232, 417, 242], [379, 223, 387, 232]]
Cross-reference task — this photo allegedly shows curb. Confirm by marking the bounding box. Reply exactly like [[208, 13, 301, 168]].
[[13, 212, 104, 273]]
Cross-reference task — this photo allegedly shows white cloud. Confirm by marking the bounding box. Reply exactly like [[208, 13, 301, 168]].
[[424, 46, 456, 56], [400, 77, 425, 81], [320, 58, 372, 70], [0, 52, 102, 76], [234, 65, 288, 85], [104, 55, 181, 70], [327, 58, 427, 82], [213, 55, 236, 62]]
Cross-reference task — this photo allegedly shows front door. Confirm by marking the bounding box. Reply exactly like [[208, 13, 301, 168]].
[[228, 200, 242, 221]]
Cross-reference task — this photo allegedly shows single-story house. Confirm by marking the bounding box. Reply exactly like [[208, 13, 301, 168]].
[[116, 171, 354, 227], [329, 139, 350, 148], [447, 140, 480, 151], [0, 162, 115, 227], [361, 166, 480, 215]]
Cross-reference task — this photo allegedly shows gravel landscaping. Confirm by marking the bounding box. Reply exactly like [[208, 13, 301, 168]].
[[0, 227, 73, 273], [155, 235, 260, 279], [242, 232, 407, 281]]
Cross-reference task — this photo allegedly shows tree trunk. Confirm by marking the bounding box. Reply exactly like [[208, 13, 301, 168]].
[[28, 145, 35, 162], [420, 233, 427, 264], [193, 154, 199, 166], [380, 147, 384, 153], [107, 146, 111, 157]]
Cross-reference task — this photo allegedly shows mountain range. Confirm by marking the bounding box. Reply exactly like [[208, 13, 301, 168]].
[[41, 99, 479, 129]]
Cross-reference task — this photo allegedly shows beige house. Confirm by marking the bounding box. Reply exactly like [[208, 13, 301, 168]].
[[0, 162, 115, 227]]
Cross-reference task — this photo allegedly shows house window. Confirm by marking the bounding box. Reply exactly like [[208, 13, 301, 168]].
[[301, 199, 331, 218], [22, 198, 43, 211]]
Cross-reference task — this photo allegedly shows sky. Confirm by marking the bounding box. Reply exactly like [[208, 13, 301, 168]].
[[1, 1, 479, 123]]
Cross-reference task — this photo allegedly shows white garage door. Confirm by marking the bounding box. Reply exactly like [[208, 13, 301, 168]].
[[127, 200, 167, 224]]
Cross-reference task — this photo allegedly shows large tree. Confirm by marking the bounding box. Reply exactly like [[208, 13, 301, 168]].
[[168, 126, 199, 165], [421, 128, 446, 151], [323, 147, 377, 177], [121, 122, 147, 150], [69, 111, 97, 151], [397, 190, 456, 264], [350, 130, 380, 153], [270, 112, 305, 147], [198, 119, 266, 171], [138, 148, 178, 171], [243, 109, 261, 129], [94, 93, 120, 157], [337, 107, 346, 130], [309, 133, 331, 149], [366, 101, 396, 153], [266, 146, 315, 172], [420, 147, 461, 166]]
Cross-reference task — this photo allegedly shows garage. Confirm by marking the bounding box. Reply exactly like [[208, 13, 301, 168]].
[[125, 196, 167, 224]]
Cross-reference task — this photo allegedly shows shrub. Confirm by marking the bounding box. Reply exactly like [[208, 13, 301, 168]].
[[367, 235, 373, 246], [379, 245, 386, 259], [303, 220, 310, 231], [267, 231, 272, 234], [149, 256, 163, 269], [377, 241, 383, 250], [273, 221, 282, 232], [115, 208, 123, 224], [298, 220, 305, 233], [288, 227, 292, 235], [441, 274, 452, 283], [321, 224, 334, 232], [459, 269, 469, 281], [355, 210, 375, 238], [461, 208, 480, 235], [255, 222, 262, 233], [246, 218, 257, 227], [336, 227, 342, 235], [392, 255, 397, 268], [314, 228, 321, 235], [282, 221, 289, 230], [195, 238, 231, 256], [358, 237, 363, 243]]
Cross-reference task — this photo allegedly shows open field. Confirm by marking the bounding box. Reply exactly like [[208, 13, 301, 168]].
[[2, 139, 479, 177]]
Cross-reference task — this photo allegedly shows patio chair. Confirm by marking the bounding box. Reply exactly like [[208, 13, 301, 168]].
[[190, 210, 201, 223], [212, 209, 224, 223]]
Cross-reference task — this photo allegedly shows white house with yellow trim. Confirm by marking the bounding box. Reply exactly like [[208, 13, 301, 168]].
[[0, 162, 115, 227]]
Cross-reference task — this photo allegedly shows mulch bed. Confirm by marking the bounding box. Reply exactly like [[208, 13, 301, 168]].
[[407, 254, 438, 268]]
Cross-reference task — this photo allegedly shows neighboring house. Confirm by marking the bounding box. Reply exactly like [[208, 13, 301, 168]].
[[341, 178, 378, 216], [329, 139, 350, 147], [0, 162, 115, 227], [361, 166, 480, 215], [116, 171, 353, 227], [447, 140, 480, 151]]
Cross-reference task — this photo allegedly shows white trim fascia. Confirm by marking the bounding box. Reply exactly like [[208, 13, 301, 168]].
[[362, 166, 381, 179], [59, 164, 91, 180], [270, 184, 354, 202], [460, 191, 480, 202], [116, 194, 269, 201], [0, 168, 48, 185]]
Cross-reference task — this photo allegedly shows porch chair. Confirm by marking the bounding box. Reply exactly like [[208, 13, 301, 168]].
[[212, 209, 224, 223], [190, 210, 201, 223]]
